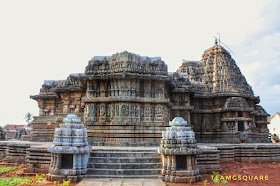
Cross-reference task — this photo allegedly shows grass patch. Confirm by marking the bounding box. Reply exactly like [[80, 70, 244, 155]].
[[0, 177, 33, 186], [0, 167, 19, 175]]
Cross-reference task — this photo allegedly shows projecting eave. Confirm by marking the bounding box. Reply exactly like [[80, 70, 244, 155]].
[[53, 87, 83, 93], [222, 107, 254, 112], [30, 94, 59, 100], [171, 87, 195, 93], [82, 72, 171, 81], [193, 92, 260, 100]]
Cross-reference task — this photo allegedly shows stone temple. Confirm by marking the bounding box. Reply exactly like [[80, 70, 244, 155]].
[[30, 43, 270, 146]]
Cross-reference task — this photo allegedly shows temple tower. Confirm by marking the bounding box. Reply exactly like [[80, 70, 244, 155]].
[[83, 51, 171, 146]]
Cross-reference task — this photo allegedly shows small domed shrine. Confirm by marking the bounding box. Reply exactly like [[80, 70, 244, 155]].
[[47, 114, 91, 182], [158, 117, 201, 183]]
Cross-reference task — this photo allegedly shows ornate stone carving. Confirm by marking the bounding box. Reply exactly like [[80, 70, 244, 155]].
[[155, 104, 164, 118], [115, 105, 119, 117], [86, 104, 95, 121], [121, 105, 129, 117], [135, 106, 139, 118], [144, 106, 151, 118], [100, 104, 106, 117]]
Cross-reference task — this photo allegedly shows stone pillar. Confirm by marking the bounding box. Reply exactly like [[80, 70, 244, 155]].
[[162, 155, 167, 174], [171, 155, 176, 171]]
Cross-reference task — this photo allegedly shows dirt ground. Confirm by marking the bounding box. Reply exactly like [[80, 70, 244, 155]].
[[170, 161, 280, 186], [1, 162, 280, 186]]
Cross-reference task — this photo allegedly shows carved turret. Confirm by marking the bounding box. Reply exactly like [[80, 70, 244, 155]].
[[85, 51, 168, 77]]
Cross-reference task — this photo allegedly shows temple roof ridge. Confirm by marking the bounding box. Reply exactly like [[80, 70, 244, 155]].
[[91, 51, 161, 63]]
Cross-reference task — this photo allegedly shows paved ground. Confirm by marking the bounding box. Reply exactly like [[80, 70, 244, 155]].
[[77, 178, 165, 186]]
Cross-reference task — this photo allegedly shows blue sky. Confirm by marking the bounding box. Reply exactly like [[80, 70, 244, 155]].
[[0, 0, 279, 125], [233, 1, 280, 115]]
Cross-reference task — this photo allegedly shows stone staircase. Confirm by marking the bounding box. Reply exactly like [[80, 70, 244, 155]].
[[87, 148, 162, 178]]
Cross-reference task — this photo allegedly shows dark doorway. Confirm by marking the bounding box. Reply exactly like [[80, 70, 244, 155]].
[[140, 80, 144, 97], [238, 111, 243, 117], [61, 154, 73, 169], [238, 121, 244, 131], [176, 156, 187, 170]]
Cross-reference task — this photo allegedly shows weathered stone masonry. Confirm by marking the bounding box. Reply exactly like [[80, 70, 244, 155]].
[[30, 44, 270, 145], [1, 141, 280, 177]]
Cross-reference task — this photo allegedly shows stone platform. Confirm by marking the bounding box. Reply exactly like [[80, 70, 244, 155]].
[[0, 140, 279, 181]]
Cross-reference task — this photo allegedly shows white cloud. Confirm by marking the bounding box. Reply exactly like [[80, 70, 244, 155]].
[[231, 1, 280, 115]]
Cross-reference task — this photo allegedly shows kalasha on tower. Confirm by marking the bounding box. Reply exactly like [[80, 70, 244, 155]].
[[30, 43, 270, 146]]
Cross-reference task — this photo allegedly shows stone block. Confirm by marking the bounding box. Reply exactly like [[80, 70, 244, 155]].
[[77, 175, 87, 182], [60, 169, 76, 176], [40, 164, 51, 169], [67, 176, 77, 182], [166, 170, 171, 175], [76, 169, 82, 175], [170, 176, 175, 183], [165, 175, 170, 182], [34, 168, 49, 174], [46, 173, 50, 180], [176, 170, 193, 177], [81, 169, 87, 175], [26, 164, 33, 168], [175, 176, 195, 183], [24, 168, 34, 173], [50, 175, 66, 182]]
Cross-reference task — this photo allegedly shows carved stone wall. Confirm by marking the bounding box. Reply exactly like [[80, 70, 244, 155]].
[[30, 48, 270, 145], [83, 77, 170, 146]]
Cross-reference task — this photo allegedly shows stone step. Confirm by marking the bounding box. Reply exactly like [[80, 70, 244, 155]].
[[88, 163, 161, 169], [91, 149, 157, 153], [87, 175, 160, 179], [88, 149, 161, 177], [89, 157, 161, 163], [91, 151, 159, 158], [87, 168, 161, 175]]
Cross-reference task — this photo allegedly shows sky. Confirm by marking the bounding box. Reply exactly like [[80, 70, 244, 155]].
[[0, 0, 279, 125]]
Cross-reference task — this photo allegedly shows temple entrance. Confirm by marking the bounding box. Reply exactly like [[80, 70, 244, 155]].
[[176, 155, 187, 170], [61, 154, 73, 169], [238, 121, 244, 131]]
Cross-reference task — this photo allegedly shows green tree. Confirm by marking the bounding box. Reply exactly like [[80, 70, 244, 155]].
[[25, 112, 33, 124]]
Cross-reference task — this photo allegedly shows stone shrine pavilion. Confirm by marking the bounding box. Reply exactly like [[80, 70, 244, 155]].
[[30, 44, 270, 146]]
